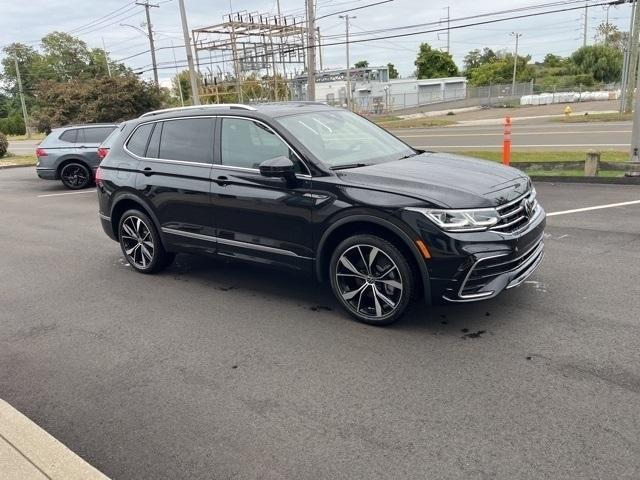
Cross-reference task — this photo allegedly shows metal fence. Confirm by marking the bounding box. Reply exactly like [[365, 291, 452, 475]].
[[347, 82, 534, 114]]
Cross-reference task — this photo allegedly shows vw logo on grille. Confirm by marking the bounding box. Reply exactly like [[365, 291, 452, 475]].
[[523, 198, 535, 217]]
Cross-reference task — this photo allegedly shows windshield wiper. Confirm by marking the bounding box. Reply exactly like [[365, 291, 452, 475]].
[[330, 163, 370, 170], [398, 152, 420, 160]]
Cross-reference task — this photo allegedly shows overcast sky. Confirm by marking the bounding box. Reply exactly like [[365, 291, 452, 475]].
[[0, 0, 633, 86]]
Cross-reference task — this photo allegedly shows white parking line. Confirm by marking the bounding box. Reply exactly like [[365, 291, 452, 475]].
[[547, 200, 640, 217], [37, 190, 96, 198]]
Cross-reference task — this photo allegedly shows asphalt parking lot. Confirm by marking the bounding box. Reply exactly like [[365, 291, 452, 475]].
[[1, 167, 640, 480]]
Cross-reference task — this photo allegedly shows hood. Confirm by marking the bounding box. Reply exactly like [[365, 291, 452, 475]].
[[336, 152, 531, 209]]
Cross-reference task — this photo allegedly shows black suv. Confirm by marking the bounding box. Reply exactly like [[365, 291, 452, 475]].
[[97, 103, 545, 325]]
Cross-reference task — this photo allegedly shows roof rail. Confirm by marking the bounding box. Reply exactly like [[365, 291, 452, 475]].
[[140, 104, 256, 118]]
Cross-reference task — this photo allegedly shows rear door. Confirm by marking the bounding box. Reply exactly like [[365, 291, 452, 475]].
[[77, 126, 117, 169], [133, 117, 217, 254]]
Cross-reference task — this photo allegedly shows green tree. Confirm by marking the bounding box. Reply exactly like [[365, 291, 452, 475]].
[[30, 76, 163, 132], [543, 53, 563, 68], [387, 63, 399, 79], [570, 44, 622, 83], [414, 43, 458, 79], [463, 48, 497, 75], [0, 43, 47, 109], [468, 53, 535, 86], [354, 60, 369, 68], [0, 132, 8, 158]]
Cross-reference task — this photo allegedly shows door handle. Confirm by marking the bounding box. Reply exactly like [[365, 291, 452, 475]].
[[143, 167, 154, 177], [215, 175, 229, 186]]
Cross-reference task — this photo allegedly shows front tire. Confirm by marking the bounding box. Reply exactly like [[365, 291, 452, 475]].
[[329, 234, 414, 326], [118, 209, 174, 273], [60, 162, 91, 189]]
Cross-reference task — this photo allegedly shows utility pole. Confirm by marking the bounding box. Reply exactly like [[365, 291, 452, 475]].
[[340, 14, 356, 108], [178, 0, 201, 105], [510, 32, 522, 95], [621, 0, 637, 112], [171, 41, 185, 107], [13, 53, 31, 139], [101, 37, 112, 77], [136, 1, 159, 87], [445, 6, 451, 54], [625, 0, 640, 113], [583, 0, 589, 47], [306, 0, 316, 101]]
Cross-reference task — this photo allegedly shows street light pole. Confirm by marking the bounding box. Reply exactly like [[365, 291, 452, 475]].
[[510, 32, 522, 95], [178, 0, 200, 105], [339, 14, 356, 108]]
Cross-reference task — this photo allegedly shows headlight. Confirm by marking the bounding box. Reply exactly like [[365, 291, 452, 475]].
[[407, 207, 500, 232]]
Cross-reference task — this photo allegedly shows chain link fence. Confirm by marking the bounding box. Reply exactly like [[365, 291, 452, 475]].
[[349, 82, 534, 114]]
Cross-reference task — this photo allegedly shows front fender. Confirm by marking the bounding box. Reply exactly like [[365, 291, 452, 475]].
[[315, 212, 432, 305]]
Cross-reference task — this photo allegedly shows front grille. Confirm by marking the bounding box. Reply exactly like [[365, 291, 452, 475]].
[[460, 239, 544, 297], [491, 189, 538, 234]]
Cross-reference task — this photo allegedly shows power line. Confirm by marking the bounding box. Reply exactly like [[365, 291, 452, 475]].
[[66, 1, 137, 34], [130, 0, 622, 75]]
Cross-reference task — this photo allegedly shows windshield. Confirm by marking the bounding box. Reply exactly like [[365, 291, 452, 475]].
[[277, 110, 415, 169]]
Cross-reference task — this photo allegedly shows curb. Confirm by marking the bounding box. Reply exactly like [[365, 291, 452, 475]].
[[530, 175, 640, 185], [0, 163, 36, 170], [0, 399, 110, 479]]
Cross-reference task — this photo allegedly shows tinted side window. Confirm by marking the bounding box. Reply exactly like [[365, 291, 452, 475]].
[[221, 118, 299, 171], [83, 127, 116, 144], [126, 123, 154, 157], [159, 118, 214, 163], [59, 129, 77, 143]]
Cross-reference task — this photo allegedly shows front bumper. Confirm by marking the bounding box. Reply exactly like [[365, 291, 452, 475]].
[[402, 203, 546, 303]]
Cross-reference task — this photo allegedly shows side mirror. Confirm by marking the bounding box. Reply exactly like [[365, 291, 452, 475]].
[[259, 156, 295, 178]]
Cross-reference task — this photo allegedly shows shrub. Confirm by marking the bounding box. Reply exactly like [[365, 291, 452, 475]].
[[0, 132, 8, 158]]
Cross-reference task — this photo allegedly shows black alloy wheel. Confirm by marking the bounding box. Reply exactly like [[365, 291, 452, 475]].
[[60, 162, 91, 189], [330, 234, 414, 326], [118, 209, 174, 273]]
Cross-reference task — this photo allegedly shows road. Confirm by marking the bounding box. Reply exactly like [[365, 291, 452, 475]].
[[7, 120, 632, 157], [7, 138, 40, 154], [1, 168, 640, 480], [390, 120, 632, 151]]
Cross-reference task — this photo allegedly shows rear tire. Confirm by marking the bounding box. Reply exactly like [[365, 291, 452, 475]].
[[329, 234, 414, 326], [118, 209, 174, 273], [60, 162, 91, 189]]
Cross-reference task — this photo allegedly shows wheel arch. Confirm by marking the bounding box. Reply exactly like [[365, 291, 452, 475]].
[[109, 192, 163, 242], [56, 157, 92, 178], [315, 215, 431, 305]]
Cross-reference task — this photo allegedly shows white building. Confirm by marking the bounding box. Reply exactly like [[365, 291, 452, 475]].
[[292, 66, 467, 112]]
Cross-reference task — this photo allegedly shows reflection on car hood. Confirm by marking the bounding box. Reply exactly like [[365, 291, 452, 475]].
[[336, 152, 531, 209]]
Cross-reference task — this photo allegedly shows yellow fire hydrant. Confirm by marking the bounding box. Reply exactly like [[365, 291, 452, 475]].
[[564, 105, 573, 118]]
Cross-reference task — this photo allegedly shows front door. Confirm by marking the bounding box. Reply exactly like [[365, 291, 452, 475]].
[[134, 117, 216, 255], [210, 116, 315, 272]]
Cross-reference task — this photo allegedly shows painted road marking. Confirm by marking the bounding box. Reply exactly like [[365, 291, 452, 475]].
[[547, 200, 640, 217], [414, 144, 629, 149], [37, 190, 96, 198], [398, 130, 631, 138]]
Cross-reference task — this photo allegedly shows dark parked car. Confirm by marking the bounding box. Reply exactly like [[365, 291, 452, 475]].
[[97, 103, 545, 325], [36, 124, 117, 189]]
